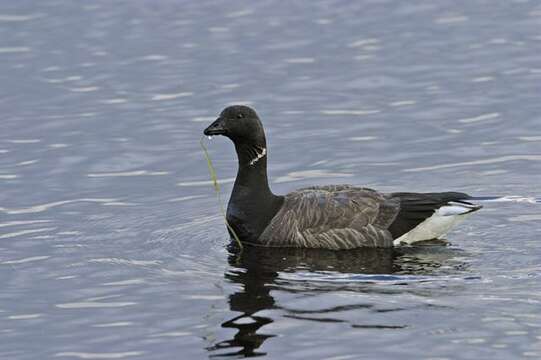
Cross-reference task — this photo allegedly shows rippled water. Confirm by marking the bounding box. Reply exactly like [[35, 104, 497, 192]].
[[1, 1, 541, 359]]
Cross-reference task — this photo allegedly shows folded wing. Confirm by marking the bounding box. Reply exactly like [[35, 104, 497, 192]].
[[258, 185, 400, 249]]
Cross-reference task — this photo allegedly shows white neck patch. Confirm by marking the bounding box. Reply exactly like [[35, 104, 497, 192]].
[[249, 147, 266, 166]]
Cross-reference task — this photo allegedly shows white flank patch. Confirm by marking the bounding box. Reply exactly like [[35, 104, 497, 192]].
[[394, 203, 479, 246], [437, 202, 480, 216], [249, 147, 266, 166]]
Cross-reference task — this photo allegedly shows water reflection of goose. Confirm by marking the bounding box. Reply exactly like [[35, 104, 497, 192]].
[[208, 245, 467, 357]]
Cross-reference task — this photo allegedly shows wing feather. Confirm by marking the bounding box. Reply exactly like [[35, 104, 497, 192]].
[[258, 185, 399, 249]]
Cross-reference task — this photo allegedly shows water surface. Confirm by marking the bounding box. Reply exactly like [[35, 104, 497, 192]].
[[1, 1, 540, 359]]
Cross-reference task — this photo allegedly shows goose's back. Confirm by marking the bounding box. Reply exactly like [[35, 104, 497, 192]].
[[257, 185, 400, 249]]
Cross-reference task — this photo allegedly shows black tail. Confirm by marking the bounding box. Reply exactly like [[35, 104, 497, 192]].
[[388, 191, 477, 239]]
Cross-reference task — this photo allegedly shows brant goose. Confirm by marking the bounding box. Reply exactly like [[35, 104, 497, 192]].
[[204, 105, 481, 249]]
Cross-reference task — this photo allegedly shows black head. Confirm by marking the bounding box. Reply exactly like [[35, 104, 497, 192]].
[[204, 105, 265, 144]]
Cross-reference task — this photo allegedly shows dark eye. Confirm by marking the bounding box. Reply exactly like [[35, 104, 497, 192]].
[[237, 113, 244, 119]]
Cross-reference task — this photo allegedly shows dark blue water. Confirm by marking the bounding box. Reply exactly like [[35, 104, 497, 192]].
[[1, 1, 540, 359]]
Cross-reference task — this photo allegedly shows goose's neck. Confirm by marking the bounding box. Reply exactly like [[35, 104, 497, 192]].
[[227, 141, 283, 242], [231, 142, 274, 201]]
